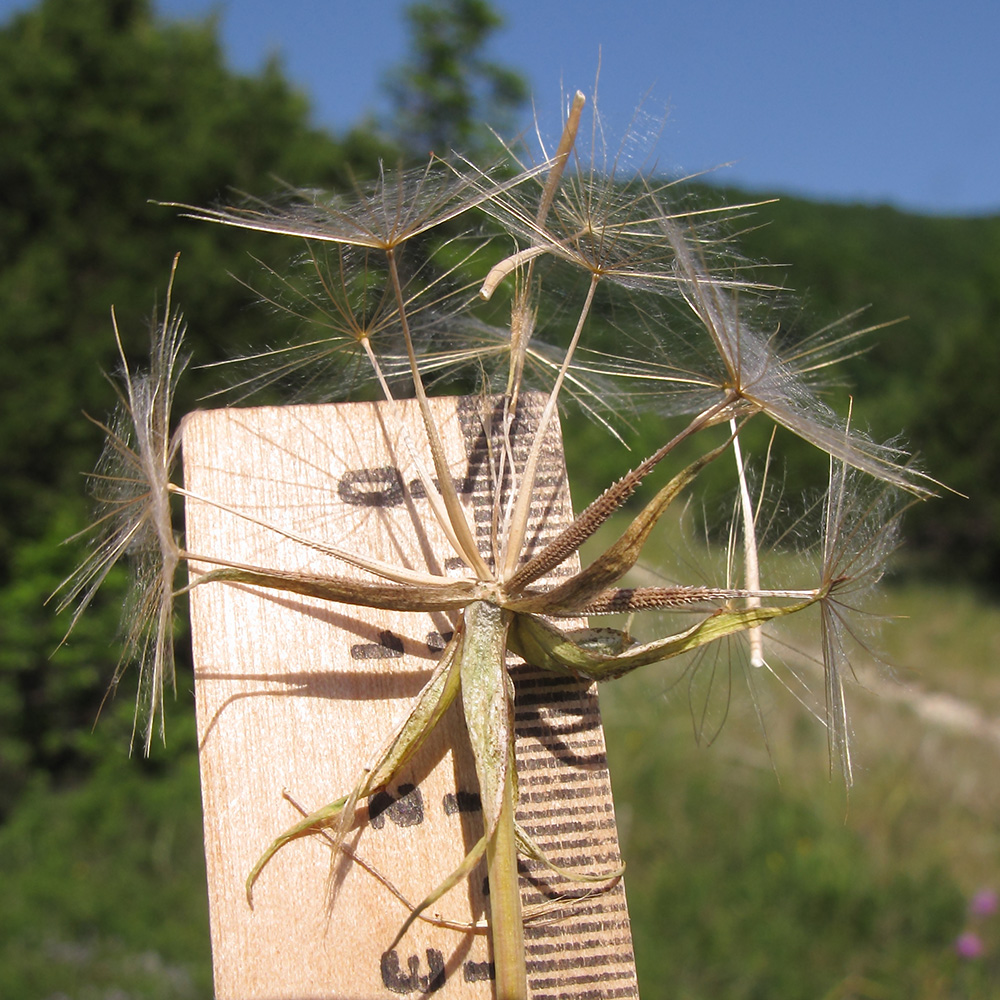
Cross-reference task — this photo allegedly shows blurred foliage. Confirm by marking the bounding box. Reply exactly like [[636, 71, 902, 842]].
[[384, 0, 529, 158], [561, 191, 1000, 590], [0, 0, 392, 811], [594, 531, 1000, 999], [600, 664, 993, 1000], [4, 578, 997, 999], [0, 748, 209, 998]]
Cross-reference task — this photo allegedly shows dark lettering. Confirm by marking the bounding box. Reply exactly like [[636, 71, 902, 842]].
[[425, 630, 454, 653], [338, 466, 404, 507], [463, 959, 495, 983], [442, 790, 482, 816], [407, 476, 473, 500], [369, 784, 424, 829], [380, 948, 446, 993], [350, 629, 404, 660]]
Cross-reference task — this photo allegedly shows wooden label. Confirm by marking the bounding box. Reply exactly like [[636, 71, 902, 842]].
[[183, 395, 638, 999]]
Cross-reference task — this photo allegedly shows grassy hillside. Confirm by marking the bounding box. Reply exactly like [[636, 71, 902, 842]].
[[3, 574, 997, 999], [602, 576, 1000, 999], [548, 189, 1000, 593]]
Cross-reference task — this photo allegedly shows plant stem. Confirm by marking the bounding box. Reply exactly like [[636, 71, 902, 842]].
[[504, 91, 587, 407], [731, 420, 764, 667], [459, 600, 526, 998], [502, 272, 600, 579], [385, 248, 493, 580], [487, 768, 527, 1000]]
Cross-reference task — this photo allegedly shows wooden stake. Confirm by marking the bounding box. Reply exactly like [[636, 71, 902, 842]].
[[182, 395, 639, 999]]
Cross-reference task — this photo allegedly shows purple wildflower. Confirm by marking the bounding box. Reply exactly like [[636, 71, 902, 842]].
[[969, 889, 998, 918], [955, 931, 985, 959]]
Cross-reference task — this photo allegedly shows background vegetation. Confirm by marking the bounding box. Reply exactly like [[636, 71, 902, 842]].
[[1, 0, 997, 997]]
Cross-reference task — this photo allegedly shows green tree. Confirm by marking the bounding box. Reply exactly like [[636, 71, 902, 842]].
[[385, 0, 529, 158], [0, 0, 386, 808]]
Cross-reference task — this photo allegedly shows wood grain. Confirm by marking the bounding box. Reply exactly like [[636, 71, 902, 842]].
[[182, 395, 638, 1000]]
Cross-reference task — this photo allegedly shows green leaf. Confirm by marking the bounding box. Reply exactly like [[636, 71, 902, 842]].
[[192, 564, 477, 612], [246, 629, 464, 902], [458, 600, 513, 836], [510, 599, 818, 681]]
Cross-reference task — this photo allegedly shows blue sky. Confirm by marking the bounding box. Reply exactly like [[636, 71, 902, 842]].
[[4, 0, 998, 215]]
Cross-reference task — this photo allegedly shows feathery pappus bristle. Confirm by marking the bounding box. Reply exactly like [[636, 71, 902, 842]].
[[54, 255, 187, 753]]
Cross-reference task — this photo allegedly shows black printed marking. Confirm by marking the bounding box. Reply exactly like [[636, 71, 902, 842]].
[[369, 784, 424, 829], [425, 630, 454, 653], [338, 466, 404, 507], [380, 948, 445, 993], [350, 629, 404, 660], [463, 959, 495, 982], [442, 790, 482, 815]]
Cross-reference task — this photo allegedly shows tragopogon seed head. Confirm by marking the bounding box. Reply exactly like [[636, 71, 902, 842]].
[[169, 155, 548, 252], [475, 92, 763, 298], [203, 238, 490, 403], [54, 257, 187, 753]]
